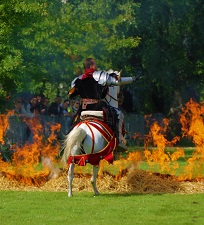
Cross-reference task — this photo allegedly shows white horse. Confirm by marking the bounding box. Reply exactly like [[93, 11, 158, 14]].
[[61, 74, 135, 197], [61, 116, 116, 197]]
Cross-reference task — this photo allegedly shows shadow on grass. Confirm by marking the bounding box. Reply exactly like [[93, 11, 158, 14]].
[[101, 193, 148, 197]]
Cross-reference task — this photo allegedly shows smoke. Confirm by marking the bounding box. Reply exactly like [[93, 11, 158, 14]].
[[41, 156, 62, 179]]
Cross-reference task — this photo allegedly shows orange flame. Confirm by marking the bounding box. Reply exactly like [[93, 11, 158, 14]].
[[0, 111, 14, 144], [0, 115, 61, 186], [131, 99, 203, 180], [142, 118, 182, 174], [179, 99, 204, 180], [0, 99, 204, 186], [180, 99, 204, 146]]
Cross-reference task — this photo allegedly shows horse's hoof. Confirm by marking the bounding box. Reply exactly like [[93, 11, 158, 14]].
[[94, 192, 100, 196], [68, 193, 73, 197]]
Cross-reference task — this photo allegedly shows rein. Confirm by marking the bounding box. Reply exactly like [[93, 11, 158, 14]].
[[105, 93, 118, 104]]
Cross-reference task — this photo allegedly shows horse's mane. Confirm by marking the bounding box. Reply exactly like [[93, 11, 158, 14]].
[[61, 127, 86, 166]]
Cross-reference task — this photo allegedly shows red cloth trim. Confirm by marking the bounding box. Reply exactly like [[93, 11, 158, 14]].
[[67, 120, 117, 166], [81, 68, 95, 80], [88, 121, 112, 142]]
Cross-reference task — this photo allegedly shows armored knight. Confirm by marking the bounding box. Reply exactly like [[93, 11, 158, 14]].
[[68, 58, 135, 151]]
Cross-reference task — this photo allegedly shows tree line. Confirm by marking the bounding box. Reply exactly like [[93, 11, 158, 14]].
[[0, 0, 203, 115]]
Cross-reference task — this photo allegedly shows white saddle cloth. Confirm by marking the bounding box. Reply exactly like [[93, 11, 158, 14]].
[[80, 110, 104, 120]]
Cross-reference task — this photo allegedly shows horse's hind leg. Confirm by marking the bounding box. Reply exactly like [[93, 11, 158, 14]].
[[68, 163, 75, 197], [91, 166, 100, 196]]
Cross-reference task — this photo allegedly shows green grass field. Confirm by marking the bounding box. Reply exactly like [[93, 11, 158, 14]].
[[0, 146, 203, 225], [0, 190, 204, 225]]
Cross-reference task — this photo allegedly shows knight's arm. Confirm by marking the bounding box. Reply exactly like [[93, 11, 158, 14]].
[[69, 89, 79, 99], [68, 76, 81, 98], [93, 70, 136, 86]]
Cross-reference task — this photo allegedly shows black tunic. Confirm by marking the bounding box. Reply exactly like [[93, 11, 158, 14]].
[[70, 78, 108, 111], [68, 77, 118, 134]]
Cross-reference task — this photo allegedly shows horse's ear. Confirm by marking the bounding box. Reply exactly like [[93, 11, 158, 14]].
[[117, 70, 122, 81]]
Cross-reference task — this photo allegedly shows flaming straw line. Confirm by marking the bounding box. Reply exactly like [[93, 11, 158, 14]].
[[0, 100, 203, 192]]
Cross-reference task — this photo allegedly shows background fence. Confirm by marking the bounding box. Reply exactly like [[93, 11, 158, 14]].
[[4, 113, 166, 147]]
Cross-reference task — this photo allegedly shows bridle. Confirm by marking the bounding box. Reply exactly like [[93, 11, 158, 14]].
[[105, 92, 118, 105]]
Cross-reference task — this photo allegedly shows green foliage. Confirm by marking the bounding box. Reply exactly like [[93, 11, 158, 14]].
[[0, 0, 203, 114], [0, 0, 47, 96], [0, 0, 140, 108], [135, 0, 204, 114]]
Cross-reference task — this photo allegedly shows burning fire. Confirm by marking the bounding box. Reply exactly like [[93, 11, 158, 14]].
[[0, 114, 61, 186], [0, 110, 14, 145], [0, 99, 203, 186], [179, 99, 204, 180], [142, 118, 184, 175], [126, 99, 204, 181]]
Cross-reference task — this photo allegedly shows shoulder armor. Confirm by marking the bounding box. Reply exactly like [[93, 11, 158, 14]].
[[93, 70, 109, 86], [71, 75, 83, 88]]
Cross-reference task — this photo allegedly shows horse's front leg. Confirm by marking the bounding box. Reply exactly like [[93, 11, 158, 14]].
[[68, 163, 75, 197], [91, 165, 100, 196]]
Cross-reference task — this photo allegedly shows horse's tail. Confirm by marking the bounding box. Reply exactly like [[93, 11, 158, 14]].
[[61, 127, 86, 167]]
